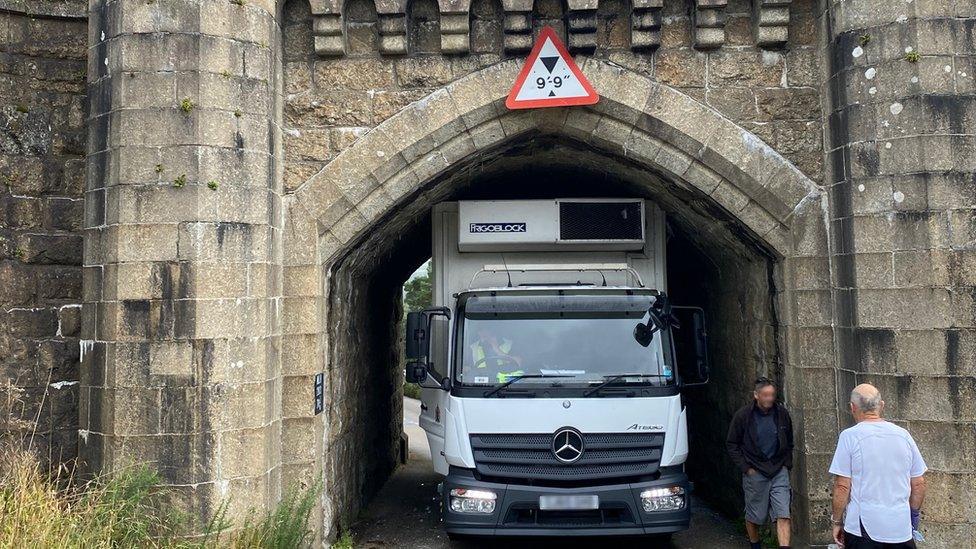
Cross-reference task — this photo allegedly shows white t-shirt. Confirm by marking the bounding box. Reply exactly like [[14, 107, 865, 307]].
[[828, 420, 927, 543]]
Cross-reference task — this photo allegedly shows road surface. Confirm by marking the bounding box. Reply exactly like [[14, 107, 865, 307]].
[[351, 397, 747, 548]]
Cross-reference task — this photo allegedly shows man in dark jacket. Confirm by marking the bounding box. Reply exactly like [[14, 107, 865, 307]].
[[726, 377, 795, 549]]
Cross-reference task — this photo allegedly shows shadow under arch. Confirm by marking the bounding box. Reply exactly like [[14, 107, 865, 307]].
[[278, 57, 829, 540]]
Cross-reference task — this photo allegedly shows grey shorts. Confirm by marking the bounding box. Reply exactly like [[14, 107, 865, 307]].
[[742, 466, 791, 524]]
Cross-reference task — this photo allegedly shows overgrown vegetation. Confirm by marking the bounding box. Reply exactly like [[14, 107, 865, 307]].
[[0, 449, 319, 548], [332, 530, 354, 549]]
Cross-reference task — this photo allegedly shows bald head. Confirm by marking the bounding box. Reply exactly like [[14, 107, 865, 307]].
[[851, 383, 882, 414]]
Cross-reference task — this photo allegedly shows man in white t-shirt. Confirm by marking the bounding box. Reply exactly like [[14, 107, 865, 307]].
[[828, 383, 927, 548]]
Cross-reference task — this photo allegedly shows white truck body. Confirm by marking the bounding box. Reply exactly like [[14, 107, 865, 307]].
[[411, 199, 696, 537]]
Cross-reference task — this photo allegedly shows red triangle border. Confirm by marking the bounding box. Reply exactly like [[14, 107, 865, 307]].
[[505, 26, 600, 110]]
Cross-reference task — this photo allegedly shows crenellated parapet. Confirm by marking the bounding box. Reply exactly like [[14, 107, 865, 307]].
[[309, 0, 344, 55], [440, 0, 471, 53], [693, 0, 727, 49], [752, 0, 791, 48], [630, 0, 663, 51], [305, 0, 794, 56]]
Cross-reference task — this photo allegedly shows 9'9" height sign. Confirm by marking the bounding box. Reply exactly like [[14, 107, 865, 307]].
[[505, 26, 599, 110]]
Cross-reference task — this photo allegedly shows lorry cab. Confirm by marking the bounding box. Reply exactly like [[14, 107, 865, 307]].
[[405, 199, 709, 538]]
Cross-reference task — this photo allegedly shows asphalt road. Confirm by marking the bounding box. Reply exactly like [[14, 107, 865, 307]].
[[351, 397, 747, 548]]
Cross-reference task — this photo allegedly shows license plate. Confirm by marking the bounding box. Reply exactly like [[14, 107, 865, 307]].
[[538, 495, 599, 510]]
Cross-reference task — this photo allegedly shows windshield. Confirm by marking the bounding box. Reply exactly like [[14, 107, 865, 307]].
[[454, 291, 673, 388]]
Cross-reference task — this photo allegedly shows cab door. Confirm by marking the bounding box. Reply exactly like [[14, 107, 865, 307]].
[[419, 314, 450, 474]]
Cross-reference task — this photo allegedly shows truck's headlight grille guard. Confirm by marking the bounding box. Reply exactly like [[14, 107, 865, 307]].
[[470, 432, 665, 484]]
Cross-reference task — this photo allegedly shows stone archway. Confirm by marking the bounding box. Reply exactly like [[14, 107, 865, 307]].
[[278, 57, 832, 542]]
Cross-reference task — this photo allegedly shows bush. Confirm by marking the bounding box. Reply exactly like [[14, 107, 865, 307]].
[[402, 383, 422, 400], [0, 448, 319, 549]]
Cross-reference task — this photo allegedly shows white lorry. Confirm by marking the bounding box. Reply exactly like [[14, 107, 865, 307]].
[[404, 199, 709, 538]]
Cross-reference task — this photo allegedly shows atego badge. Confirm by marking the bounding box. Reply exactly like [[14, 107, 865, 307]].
[[506, 26, 599, 110]]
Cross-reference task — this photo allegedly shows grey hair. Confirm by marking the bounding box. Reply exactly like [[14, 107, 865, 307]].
[[850, 388, 881, 412]]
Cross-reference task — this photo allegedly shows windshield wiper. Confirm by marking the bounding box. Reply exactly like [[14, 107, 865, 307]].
[[482, 374, 574, 398], [582, 373, 668, 397]]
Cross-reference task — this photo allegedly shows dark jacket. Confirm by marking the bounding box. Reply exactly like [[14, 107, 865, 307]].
[[726, 401, 794, 478]]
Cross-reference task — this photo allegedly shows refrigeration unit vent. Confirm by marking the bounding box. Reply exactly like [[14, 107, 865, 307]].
[[559, 201, 644, 241]]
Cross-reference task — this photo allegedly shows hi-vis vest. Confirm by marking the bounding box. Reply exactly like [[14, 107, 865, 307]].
[[470, 338, 524, 382]]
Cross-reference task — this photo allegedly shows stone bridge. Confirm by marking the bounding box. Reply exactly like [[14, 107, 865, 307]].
[[1, 0, 974, 546]]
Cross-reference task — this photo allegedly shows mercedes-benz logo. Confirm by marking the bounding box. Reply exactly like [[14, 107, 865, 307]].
[[562, 400, 571, 409], [552, 428, 585, 463]]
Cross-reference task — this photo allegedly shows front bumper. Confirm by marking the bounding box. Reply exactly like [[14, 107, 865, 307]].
[[441, 467, 691, 537]]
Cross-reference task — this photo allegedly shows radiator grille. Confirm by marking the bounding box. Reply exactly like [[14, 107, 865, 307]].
[[470, 432, 664, 482], [559, 201, 643, 241]]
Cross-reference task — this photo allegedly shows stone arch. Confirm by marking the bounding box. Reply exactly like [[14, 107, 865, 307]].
[[279, 57, 827, 538], [289, 59, 819, 262]]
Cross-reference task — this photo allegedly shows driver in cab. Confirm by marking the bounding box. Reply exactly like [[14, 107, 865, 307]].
[[470, 327, 524, 383]]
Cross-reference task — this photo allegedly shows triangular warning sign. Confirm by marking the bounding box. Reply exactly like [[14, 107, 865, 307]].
[[506, 26, 599, 110]]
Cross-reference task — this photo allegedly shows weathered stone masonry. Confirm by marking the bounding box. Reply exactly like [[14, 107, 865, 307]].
[[0, 1, 87, 466], [0, 0, 973, 547]]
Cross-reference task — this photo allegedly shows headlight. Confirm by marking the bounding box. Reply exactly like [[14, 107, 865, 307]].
[[640, 486, 685, 512], [449, 488, 497, 514]]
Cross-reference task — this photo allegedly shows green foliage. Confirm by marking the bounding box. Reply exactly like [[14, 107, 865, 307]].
[[0, 450, 186, 547], [733, 518, 779, 549], [332, 530, 354, 549], [173, 174, 187, 188], [904, 50, 920, 63], [401, 262, 432, 397], [0, 449, 320, 549], [402, 383, 421, 400], [180, 98, 195, 113], [207, 180, 219, 190], [219, 481, 320, 549], [402, 261, 432, 314], [859, 34, 871, 47]]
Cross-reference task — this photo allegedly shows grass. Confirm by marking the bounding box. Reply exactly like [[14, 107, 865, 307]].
[[403, 382, 421, 400], [732, 518, 779, 549], [0, 448, 319, 548], [332, 530, 354, 549]]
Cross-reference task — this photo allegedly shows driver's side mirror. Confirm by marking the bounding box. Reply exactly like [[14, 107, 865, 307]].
[[405, 312, 428, 361], [405, 307, 451, 388]]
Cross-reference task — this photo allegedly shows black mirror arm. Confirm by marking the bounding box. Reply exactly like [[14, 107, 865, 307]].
[[423, 306, 451, 319]]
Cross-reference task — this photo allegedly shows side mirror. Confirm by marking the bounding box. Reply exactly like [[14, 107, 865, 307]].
[[671, 306, 709, 385], [405, 312, 427, 361], [405, 361, 428, 384], [405, 307, 451, 361], [633, 322, 654, 347], [404, 307, 451, 389]]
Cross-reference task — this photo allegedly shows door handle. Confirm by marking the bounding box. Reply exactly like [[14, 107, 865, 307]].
[[421, 403, 428, 411]]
